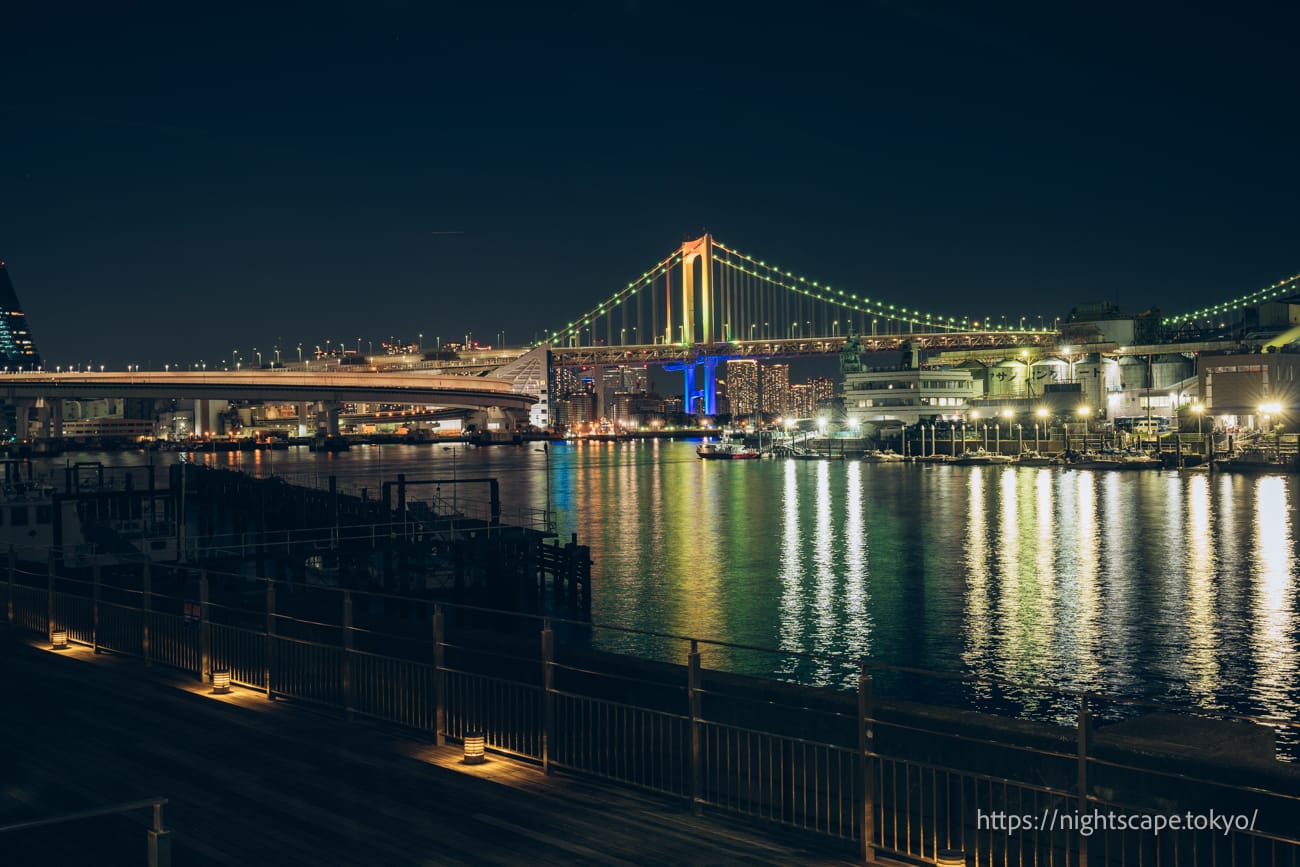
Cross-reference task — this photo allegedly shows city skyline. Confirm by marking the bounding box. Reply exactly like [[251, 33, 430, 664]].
[[4, 3, 1299, 366]]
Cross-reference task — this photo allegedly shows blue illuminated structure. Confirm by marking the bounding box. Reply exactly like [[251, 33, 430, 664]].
[[666, 355, 720, 416]]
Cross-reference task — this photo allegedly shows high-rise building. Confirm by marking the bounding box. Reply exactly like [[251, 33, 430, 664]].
[[760, 363, 790, 417], [726, 359, 759, 417], [808, 376, 835, 405], [789, 383, 815, 419], [0, 262, 41, 370], [553, 366, 584, 397]]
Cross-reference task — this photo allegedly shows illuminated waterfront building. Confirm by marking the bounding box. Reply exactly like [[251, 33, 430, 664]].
[[844, 362, 980, 427]]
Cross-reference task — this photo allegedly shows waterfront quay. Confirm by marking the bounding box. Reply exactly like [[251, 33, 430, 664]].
[[4, 546, 1299, 865], [0, 639, 860, 867]]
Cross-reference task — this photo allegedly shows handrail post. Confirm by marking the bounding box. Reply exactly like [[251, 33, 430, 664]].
[[342, 590, 354, 720], [46, 551, 55, 643], [858, 664, 876, 863], [688, 639, 702, 815], [199, 572, 210, 683], [542, 619, 554, 775], [265, 579, 276, 699], [433, 605, 445, 746], [1077, 694, 1092, 866], [91, 556, 101, 654], [147, 800, 171, 867], [142, 563, 152, 666], [6, 545, 14, 626]]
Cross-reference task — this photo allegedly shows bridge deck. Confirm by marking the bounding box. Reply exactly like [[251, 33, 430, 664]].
[[0, 636, 864, 866]]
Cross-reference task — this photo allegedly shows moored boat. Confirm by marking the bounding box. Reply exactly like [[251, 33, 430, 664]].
[[1065, 449, 1162, 470], [697, 435, 761, 460], [861, 449, 906, 463], [1214, 447, 1299, 473], [950, 448, 1012, 466]]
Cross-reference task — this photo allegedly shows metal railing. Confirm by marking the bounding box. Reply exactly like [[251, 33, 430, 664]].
[[0, 797, 171, 867], [5, 542, 1300, 866]]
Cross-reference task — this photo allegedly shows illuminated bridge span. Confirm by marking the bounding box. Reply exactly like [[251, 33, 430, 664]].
[[537, 234, 1058, 412], [0, 370, 534, 411], [537, 234, 1055, 351], [536, 234, 1300, 412], [539, 234, 1300, 353]]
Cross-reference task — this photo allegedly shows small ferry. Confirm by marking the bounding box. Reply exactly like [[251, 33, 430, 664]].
[[697, 434, 761, 460]]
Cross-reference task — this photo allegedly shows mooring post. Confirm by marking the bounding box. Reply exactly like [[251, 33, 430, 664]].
[[542, 619, 554, 775], [858, 664, 876, 863], [688, 639, 702, 815], [433, 604, 445, 746]]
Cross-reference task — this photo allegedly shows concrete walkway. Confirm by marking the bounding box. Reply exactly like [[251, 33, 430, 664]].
[[0, 634, 867, 866]]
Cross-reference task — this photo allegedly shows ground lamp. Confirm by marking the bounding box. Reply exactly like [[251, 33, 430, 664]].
[[463, 731, 486, 765], [51, 629, 68, 650], [212, 669, 232, 694]]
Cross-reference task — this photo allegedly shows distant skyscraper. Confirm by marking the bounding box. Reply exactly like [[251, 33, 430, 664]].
[[789, 383, 815, 419], [761, 363, 790, 417], [809, 376, 835, 405], [0, 263, 41, 370], [726, 359, 759, 417]]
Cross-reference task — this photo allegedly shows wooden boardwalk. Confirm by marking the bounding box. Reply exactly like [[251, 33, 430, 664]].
[[0, 635, 866, 866]]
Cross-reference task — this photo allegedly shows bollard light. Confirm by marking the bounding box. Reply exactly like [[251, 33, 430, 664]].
[[51, 629, 69, 650], [463, 731, 486, 765], [936, 850, 966, 867], [212, 669, 231, 694]]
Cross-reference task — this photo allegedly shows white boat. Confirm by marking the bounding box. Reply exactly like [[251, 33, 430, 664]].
[[861, 449, 907, 463], [950, 448, 1012, 466], [697, 434, 761, 460]]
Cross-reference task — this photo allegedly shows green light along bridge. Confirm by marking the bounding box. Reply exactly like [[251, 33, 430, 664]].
[[536, 235, 1300, 414]]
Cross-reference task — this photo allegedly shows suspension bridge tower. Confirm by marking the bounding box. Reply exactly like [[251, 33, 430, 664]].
[[669, 235, 722, 415]]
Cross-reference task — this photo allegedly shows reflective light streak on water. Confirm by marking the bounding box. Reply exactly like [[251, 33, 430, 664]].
[[34, 442, 1300, 732]]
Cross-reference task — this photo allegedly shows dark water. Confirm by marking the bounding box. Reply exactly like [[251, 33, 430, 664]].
[[30, 441, 1300, 730]]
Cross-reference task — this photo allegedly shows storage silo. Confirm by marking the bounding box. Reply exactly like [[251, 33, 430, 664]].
[[1152, 353, 1193, 390], [1075, 353, 1106, 410], [1029, 357, 1068, 397], [988, 359, 1028, 398], [1118, 356, 1147, 391]]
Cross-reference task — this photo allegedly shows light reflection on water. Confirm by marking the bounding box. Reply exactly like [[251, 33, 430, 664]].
[[33, 442, 1300, 728]]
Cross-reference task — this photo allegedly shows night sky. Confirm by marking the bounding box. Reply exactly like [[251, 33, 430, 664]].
[[3, 2, 1298, 368]]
